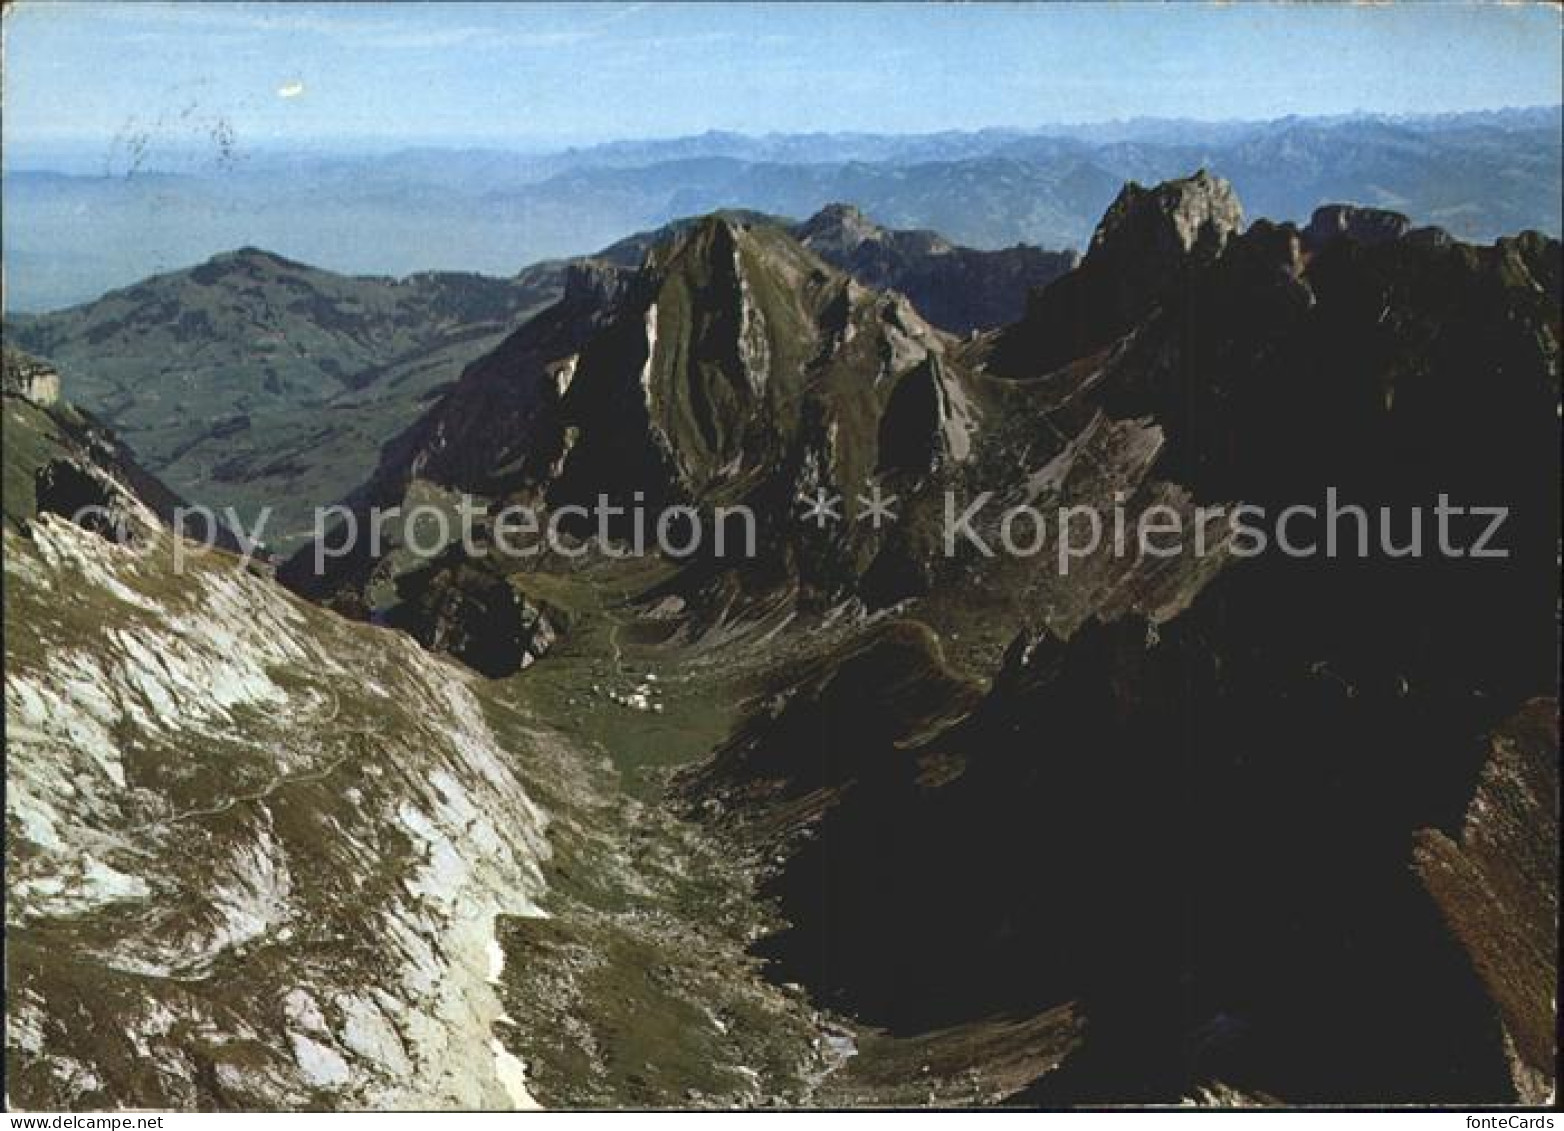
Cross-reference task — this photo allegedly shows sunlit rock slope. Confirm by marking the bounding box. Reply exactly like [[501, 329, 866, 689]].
[[4, 361, 552, 1110]]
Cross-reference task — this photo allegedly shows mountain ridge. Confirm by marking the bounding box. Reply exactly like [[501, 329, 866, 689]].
[[5, 165, 1558, 1107], [8, 207, 1075, 549]]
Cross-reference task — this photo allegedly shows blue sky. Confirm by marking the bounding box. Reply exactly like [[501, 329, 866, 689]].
[[4, 1, 1561, 149]]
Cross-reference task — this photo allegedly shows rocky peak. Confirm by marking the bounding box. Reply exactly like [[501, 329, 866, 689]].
[[796, 203, 959, 262], [1087, 169, 1244, 265], [554, 214, 815, 501], [876, 353, 977, 473], [1303, 204, 1414, 250], [650, 213, 745, 268], [992, 171, 1247, 376]]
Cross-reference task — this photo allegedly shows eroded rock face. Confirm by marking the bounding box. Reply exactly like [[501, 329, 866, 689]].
[[989, 171, 1245, 374], [793, 203, 900, 258], [33, 458, 132, 543], [1089, 169, 1245, 262], [876, 356, 976, 473], [286, 214, 990, 622], [598, 205, 1082, 337], [561, 260, 632, 310], [386, 552, 562, 678], [5, 518, 552, 1111], [1415, 701, 1559, 1104]]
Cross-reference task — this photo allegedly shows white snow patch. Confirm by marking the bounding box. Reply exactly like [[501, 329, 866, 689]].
[[289, 1032, 352, 1090]]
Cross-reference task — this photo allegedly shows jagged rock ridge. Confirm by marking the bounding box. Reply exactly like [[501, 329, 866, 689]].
[[792, 203, 1079, 334]]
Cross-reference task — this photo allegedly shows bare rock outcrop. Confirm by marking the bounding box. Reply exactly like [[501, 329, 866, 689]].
[[1415, 700, 1559, 1104], [2, 347, 62, 408]]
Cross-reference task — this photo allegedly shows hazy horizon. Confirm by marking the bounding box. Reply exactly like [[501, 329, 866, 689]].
[[8, 103, 1563, 172], [5, 2, 1560, 156]]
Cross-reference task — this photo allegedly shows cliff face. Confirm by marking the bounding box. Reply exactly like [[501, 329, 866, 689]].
[[987, 170, 1246, 374], [5, 518, 554, 1109], [1304, 204, 1414, 248], [1415, 701, 1559, 1104], [283, 215, 985, 621]]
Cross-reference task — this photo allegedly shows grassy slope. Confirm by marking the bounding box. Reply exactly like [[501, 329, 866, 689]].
[[6, 253, 566, 551]]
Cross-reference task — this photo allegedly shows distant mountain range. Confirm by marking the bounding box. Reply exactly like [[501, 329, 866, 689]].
[[6, 108, 1558, 312]]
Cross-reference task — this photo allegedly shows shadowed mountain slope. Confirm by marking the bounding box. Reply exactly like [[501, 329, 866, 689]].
[[5, 251, 570, 549]]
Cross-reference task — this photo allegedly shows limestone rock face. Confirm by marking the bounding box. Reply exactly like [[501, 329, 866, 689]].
[[989, 170, 1246, 375], [286, 212, 993, 621], [1074, 169, 1246, 337], [683, 173, 1560, 1105], [875, 355, 977, 473], [793, 203, 910, 259], [1415, 701, 1559, 1104], [385, 552, 562, 678], [5, 378, 552, 1110], [561, 259, 633, 309]]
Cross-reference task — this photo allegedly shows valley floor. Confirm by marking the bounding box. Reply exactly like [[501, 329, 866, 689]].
[[472, 562, 1081, 1107], [3, 521, 1078, 1109]]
